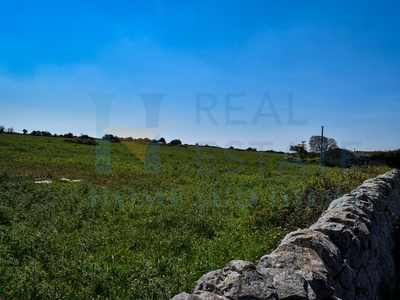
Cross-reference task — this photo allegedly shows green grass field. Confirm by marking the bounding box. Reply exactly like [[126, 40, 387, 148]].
[[0, 134, 391, 299]]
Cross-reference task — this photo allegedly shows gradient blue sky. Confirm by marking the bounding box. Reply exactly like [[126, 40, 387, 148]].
[[1, 0, 400, 151]]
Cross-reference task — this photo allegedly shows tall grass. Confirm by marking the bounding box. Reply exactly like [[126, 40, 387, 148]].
[[0, 134, 391, 299]]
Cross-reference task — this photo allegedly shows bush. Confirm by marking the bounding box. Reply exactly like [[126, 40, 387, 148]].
[[170, 139, 182, 146], [102, 134, 120, 143], [370, 149, 400, 168]]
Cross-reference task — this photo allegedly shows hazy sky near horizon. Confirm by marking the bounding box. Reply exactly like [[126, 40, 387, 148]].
[[1, 0, 400, 151]]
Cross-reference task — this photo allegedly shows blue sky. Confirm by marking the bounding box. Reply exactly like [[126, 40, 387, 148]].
[[1, 0, 400, 151]]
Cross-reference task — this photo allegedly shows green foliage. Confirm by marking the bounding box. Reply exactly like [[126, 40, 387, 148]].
[[290, 140, 308, 159], [370, 149, 400, 168], [0, 134, 392, 299]]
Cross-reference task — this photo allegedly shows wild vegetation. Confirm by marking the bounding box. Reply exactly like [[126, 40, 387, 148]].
[[0, 133, 392, 299], [370, 149, 400, 169]]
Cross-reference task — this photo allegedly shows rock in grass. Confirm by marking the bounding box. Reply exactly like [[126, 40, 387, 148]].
[[60, 178, 82, 183], [34, 180, 52, 184]]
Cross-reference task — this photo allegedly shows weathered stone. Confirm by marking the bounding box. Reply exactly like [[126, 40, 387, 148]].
[[329, 279, 344, 297], [171, 292, 230, 300], [310, 221, 360, 260], [194, 260, 277, 299], [273, 271, 308, 299], [357, 267, 369, 289], [336, 263, 357, 299], [283, 229, 343, 278], [258, 244, 333, 300]]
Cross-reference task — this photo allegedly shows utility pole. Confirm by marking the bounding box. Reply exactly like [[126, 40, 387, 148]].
[[320, 125, 324, 166]]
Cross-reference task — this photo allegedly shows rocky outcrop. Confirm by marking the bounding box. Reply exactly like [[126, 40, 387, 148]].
[[172, 169, 400, 300]]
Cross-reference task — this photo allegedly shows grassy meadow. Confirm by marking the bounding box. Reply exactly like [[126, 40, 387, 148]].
[[0, 134, 391, 299]]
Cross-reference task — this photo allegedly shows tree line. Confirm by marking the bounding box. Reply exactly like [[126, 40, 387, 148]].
[[104, 134, 182, 146], [0, 125, 183, 146], [0, 125, 78, 138]]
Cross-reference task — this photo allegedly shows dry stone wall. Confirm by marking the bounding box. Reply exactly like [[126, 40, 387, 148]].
[[172, 169, 400, 300]]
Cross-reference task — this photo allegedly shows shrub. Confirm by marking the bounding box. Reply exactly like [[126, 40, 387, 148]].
[[170, 139, 182, 146]]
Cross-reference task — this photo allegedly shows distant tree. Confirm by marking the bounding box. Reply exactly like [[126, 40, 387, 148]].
[[110, 136, 120, 143], [7, 127, 14, 134], [0, 125, 4, 133], [101, 134, 120, 142], [41, 131, 51, 136], [30, 130, 44, 136], [158, 137, 166, 144], [23, 129, 28, 135], [309, 135, 338, 153], [170, 139, 182, 146], [290, 140, 308, 157]]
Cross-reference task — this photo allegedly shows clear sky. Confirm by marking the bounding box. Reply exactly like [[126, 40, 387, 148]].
[[1, 0, 400, 152]]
